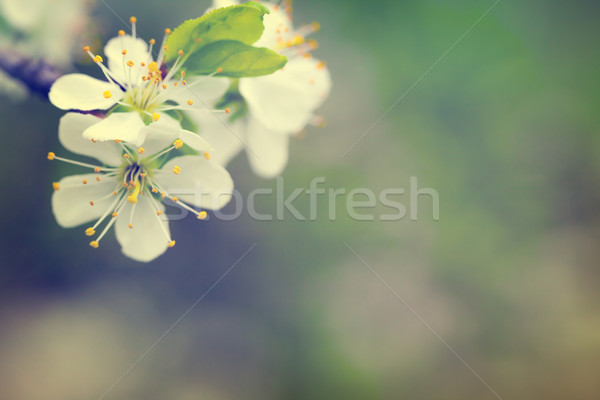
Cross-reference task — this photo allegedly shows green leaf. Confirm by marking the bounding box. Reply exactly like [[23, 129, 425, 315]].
[[184, 40, 287, 78], [215, 79, 248, 122], [165, 2, 270, 63], [165, 109, 198, 133]]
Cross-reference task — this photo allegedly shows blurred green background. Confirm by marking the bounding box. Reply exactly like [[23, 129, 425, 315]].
[[1, 0, 600, 399]]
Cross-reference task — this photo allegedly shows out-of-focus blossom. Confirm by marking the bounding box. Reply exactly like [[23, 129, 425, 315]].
[[197, 0, 331, 178], [49, 112, 233, 262], [0, 0, 92, 99]]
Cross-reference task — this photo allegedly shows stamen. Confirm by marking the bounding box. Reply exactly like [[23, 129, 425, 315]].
[[130, 16, 137, 38], [52, 182, 60, 191], [48, 153, 116, 171]]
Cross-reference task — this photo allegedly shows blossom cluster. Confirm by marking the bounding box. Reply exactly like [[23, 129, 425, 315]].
[[45, 0, 331, 262]]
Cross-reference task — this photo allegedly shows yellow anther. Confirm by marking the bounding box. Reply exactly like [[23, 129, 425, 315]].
[[178, 49, 183, 56], [187, 99, 194, 105], [93, 55, 103, 63], [149, 38, 156, 45], [118, 29, 125, 36], [225, 108, 231, 114], [317, 61, 327, 69], [293, 35, 305, 46], [182, 80, 187, 86], [162, 84, 167, 89], [114, 139, 122, 143], [121, 49, 127, 55], [91, 138, 97, 143], [148, 61, 159, 72], [140, 173, 146, 178], [216, 67, 223, 73], [52, 182, 60, 191], [126, 60, 134, 67], [123, 153, 130, 159], [312, 21, 321, 31], [130, 16, 137, 23], [197, 211, 208, 220], [165, 28, 171, 34], [89, 241, 99, 248], [128, 223, 133, 229], [151, 188, 158, 193], [172, 196, 178, 202], [168, 240, 176, 248], [83, 45, 90, 52], [140, 62, 145, 66], [90, 201, 95, 206], [112, 211, 118, 217], [172, 166, 181, 175], [96, 176, 101, 181], [204, 152, 210, 160], [163, 45, 168, 51], [128, 195, 137, 204], [156, 210, 162, 216], [308, 39, 318, 49], [82, 179, 88, 184], [103, 90, 112, 98], [138, 147, 145, 154], [160, 192, 166, 198], [180, 70, 186, 77], [152, 113, 160, 122], [112, 191, 118, 195], [173, 139, 183, 149], [303, 53, 312, 59], [47, 152, 55, 160], [94, 167, 100, 173], [85, 228, 95, 236]]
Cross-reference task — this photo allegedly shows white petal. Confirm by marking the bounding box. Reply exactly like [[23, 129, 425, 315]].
[[211, 0, 238, 8], [59, 113, 123, 166], [154, 156, 234, 210], [195, 112, 244, 166], [104, 35, 149, 86], [179, 130, 214, 152], [165, 77, 230, 107], [254, 2, 294, 49], [245, 115, 290, 178], [82, 112, 146, 146], [239, 57, 332, 133], [138, 113, 181, 154], [114, 195, 170, 263], [49, 74, 122, 111], [52, 174, 119, 228]]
